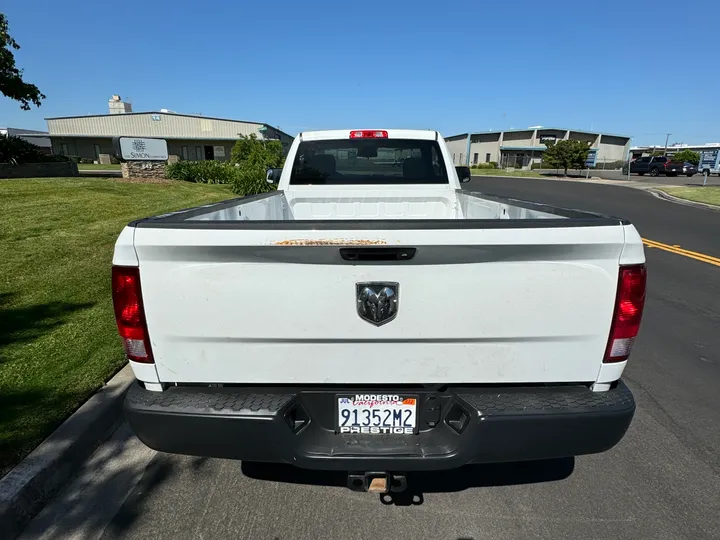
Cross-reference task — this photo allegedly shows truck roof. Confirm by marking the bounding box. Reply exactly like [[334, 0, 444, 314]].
[[299, 129, 439, 141]]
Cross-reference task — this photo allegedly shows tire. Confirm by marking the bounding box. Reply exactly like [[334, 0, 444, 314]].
[[650, 168, 659, 177]]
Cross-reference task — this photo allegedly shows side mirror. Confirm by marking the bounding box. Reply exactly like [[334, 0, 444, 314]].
[[456, 166, 471, 183], [266, 168, 282, 184]]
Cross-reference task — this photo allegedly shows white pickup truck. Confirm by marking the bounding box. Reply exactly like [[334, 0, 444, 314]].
[[115, 129, 645, 492]]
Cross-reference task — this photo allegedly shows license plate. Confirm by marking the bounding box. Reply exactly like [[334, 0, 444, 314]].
[[337, 394, 417, 435]]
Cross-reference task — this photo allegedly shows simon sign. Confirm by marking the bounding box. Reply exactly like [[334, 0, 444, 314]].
[[116, 137, 168, 161]]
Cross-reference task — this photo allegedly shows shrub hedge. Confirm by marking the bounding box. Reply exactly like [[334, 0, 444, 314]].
[[166, 160, 275, 196], [471, 162, 498, 170]]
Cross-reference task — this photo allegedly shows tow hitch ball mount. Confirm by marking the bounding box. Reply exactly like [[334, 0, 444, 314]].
[[347, 472, 407, 493]]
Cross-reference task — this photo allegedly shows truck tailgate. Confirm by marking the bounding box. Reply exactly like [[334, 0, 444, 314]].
[[133, 226, 626, 384]]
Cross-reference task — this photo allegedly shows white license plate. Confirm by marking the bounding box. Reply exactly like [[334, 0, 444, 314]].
[[337, 394, 417, 435]]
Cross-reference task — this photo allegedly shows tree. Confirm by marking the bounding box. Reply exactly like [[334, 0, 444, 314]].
[[230, 133, 284, 169], [1, 13, 45, 110], [670, 149, 700, 165], [542, 139, 590, 176], [229, 134, 285, 195]]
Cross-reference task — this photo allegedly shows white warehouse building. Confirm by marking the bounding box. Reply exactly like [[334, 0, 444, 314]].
[[36, 95, 293, 163], [445, 127, 631, 169]]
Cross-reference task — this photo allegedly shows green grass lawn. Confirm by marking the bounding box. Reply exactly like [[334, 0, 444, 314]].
[[470, 168, 544, 178], [77, 163, 122, 170], [0, 177, 232, 475], [661, 186, 720, 207]]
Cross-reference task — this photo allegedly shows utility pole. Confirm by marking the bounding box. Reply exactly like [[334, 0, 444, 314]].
[[664, 133, 671, 155]]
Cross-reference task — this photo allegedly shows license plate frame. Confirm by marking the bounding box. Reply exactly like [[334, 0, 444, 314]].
[[335, 393, 418, 435]]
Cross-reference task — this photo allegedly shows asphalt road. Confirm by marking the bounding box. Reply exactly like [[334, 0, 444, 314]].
[[22, 178, 720, 540], [534, 168, 720, 186]]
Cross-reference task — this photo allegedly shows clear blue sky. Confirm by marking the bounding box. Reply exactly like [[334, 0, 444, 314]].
[[1, 0, 718, 146]]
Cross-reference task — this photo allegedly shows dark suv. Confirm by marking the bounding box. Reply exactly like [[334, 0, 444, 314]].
[[623, 156, 684, 177]]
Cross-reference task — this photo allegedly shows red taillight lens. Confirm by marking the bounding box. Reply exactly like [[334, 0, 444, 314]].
[[604, 264, 646, 363], [350, 130, 388, 139], [112, 266, 153, 363]]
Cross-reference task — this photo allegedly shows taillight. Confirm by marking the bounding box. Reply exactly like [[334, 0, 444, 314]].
[[604, 265, 646, 363], [112, 266, 154, 363], [350, 130, 388, 139]]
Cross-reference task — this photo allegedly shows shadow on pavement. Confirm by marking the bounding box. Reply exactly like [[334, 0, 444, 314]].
[[16, 424, 166, 540], [241, 457, 574, 506]]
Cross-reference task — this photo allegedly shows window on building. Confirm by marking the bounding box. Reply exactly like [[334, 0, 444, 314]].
[[485, 153, 491, 163], [473, 153, 478, 165], [453, 153, 456, 163], [60, 143, 69, 156], [195, 146, 202, 160], [181, 146, 189, 160], [94, 144, 101, 159], [459, 153, 464, 164]]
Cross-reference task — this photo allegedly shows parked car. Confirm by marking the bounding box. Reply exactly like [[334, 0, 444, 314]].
[[681, 162, 697, 177], [623, 156, 683, 176], [116, 129, 644, 492]]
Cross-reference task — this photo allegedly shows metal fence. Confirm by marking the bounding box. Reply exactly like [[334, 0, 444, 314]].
[[499, 153, 532, 169]]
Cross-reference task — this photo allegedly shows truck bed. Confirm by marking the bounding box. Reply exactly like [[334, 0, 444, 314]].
[[116, 188, 640, 386], [131, 189, 626, 227]]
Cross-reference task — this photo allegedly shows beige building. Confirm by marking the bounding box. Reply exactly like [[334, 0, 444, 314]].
[[44, 96, 293, 163], [445, 127, 631, 169]]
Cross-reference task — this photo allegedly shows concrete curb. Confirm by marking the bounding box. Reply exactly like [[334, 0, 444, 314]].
[[0, 364, 134, 539], [646, 188, 720, 212]]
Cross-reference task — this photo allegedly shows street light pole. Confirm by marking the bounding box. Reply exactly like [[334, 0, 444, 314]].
[[664, 133, 671, 155]]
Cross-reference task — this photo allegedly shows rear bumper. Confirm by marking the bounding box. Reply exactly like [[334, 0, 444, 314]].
[[125, 381, 635, 471]]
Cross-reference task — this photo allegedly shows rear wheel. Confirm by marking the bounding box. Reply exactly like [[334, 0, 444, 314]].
[[650, 168, 659, 177]]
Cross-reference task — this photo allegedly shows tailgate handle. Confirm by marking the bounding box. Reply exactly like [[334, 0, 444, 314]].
[[340, 248, 417, 262]]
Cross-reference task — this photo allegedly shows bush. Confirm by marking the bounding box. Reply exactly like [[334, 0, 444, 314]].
[[471, 162, 497, 170], [166, 160, 238, 184], [79, 158, 94, 164], [230, 134, 284, 169], [39, 154, 72, 163], [110, 155, 120, 164], [0, 134, 45, 164], [231, 163, 276, 196], [0, 134, 79, 165]]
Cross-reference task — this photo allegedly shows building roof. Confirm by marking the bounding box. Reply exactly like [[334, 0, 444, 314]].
[[446, 127, 631, 141], [631, 143, 720, 151], [44, 111, 292, 139], [500, 145, 547, 151]]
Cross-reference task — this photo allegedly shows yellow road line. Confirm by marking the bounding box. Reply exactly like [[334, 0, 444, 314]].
[[642, 238, 720, 267]]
